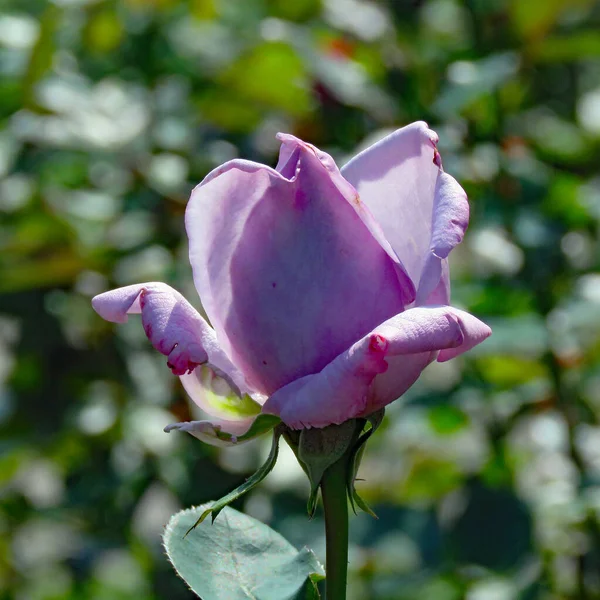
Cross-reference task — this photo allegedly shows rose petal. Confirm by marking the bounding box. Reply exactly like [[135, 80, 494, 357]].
[[365, 306, 491, 412], [92, 283, 245, 391], [416, 173, 468, 304], [277, 133, 416, 304], [341, 122, 468, 300], [262, 333, 390, 429], [186, 144, 407, 395], [179, 366, 264, 422], [164, 417, 256, 447], [436, 308, 492, 362], [263, 306, 491, 428]]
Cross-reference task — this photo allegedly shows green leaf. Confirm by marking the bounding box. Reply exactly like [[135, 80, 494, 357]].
[[164, 504, 324, 600], [187, 425, 283, 530]]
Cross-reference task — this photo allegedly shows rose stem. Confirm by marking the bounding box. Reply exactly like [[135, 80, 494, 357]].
[[320, 456, 349, 600]]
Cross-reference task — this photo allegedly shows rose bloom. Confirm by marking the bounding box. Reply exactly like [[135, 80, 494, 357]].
[[93, 122, 491, 445]]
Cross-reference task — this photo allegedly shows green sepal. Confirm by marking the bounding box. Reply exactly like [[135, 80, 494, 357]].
[[185, 424, 283, 534], [297, 420, 362, 518], [346, 409, 385, 517]]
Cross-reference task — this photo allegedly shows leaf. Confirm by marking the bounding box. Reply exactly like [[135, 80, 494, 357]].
[[186, 425, 283, 530], [164, 504, 324, 600]]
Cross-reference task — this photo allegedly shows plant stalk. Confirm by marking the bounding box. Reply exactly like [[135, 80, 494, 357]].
[[320, 457, 349, 600]]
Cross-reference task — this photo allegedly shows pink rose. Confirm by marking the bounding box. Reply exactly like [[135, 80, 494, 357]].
[[93, 122, 490, 443]]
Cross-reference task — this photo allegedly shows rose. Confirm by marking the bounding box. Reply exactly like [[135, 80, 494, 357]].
[[92, 122, 491, 445]]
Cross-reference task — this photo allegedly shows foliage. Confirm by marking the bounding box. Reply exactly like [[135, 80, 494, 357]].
[[164, 504, 324, 599], [1, 0, 600, 598]]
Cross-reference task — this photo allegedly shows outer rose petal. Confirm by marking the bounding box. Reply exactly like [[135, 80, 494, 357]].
[[263, 306, 491, 429], [341, 122, 468, 301], [187, 143, 407, 395], [363, 306, 491, 414], [276, 134, 416, 301], [92, 283, 245, 392], [164, 416, 257, 448], [416, 173, 469, 304], [436, 308, 492, 362], [262, 334, 390, 429]]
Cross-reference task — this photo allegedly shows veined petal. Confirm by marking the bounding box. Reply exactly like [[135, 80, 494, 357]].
[[341, 122, 468, 301], [92, 283, 246, 392], [263, 306, 491, 429], [186, 142, 407, 395]]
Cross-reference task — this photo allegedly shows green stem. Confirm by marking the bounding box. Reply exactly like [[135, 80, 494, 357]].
[[320, 457, 349, 600]]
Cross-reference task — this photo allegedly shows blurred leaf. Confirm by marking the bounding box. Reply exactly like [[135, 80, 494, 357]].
[[198, 88, 263, 132], [475, 355, 549, 387], [400, 457, 463, 503], [428, 405, 469, 435], [268, 0, 321, 22], [190, 0, 218, 20], [164, 504, 324, 599], [543, 174, 591, 227], [433, 53, 519, 118], [22, 5, 60, 105], [220, 42, 313, 116], [0, 253, 89, 292], [534, 31, 600, 62], [509, 0, 595, 40], [84, 8, 124, 53]]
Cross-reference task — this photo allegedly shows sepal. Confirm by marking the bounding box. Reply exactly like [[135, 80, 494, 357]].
[[185, 423, 284, 532], [296, 420, 363, 518], [283, 411, 385, 519], [346, 409, 385, 517]]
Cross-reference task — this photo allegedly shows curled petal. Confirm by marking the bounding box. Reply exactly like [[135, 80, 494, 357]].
[[262, 333, 389, 429], [364, 306, 491, 413], [341, 122, 468, 300], [264, 306, 491, 429], [186, 141, 407, 395], [416, 173, 469, 304], [92, 283, 245, 390], [436, 309, 492, 362]]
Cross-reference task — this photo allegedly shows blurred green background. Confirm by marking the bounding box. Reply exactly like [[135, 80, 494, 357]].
[[1, 0, 600, 598]]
